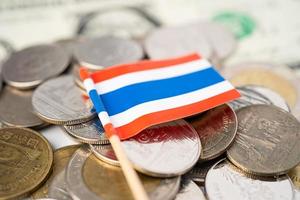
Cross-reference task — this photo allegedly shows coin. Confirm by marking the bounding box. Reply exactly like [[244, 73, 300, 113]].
[[174, 179, 206, 200], [197, 21, 236, 61], [78, 7, 157, 40], [0, 86, 45, 128], [72, 64, 96, 91], [2, 44, 69, 89], [122, 119, 201, 177], [227, 105, 300, 176], [0, 127, 53, 199], [32, 75, 95, 125], [229, 85, 290, 112], [186, 104, 237, 161], [144, 24, 212, 59], [31, 145, 80, 199], [64, 118, 108, 144], [288, 164, 300, 190], [48, 169, 72, 200], [186, 156, 225, 185], [89, 144, 119, 166], [66, 146, 181, 200], [221, 62, 300, 119], [205, 160, 294, 200], [74, 36, 144, 70]]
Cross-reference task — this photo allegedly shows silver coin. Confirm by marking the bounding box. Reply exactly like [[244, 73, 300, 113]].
[[74, 36, 144, 70], [89, 144, 119, 166], [48, 169, 72, 200], [78, 7, 157, 40], [227, 105, 300, 176], [186, 157, 225, 185], [229, 85, 290, 111], [294, 189, 300, 200], [174, 179, 206, 200], [144, 24, 212, 59], [66, 146, 181, 200], [32, 75, 95, 125], [187, 104, 238, 161], [197, 21, 236, 61], [64, 118, 108, 144], [122, 119, 201, 177], [2, 44, 69, 89], [205, 160, 294, 200], [0, 86, 45, 128]]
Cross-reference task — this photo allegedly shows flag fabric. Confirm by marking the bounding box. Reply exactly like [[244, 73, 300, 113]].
[[81, 53, 240, 140]]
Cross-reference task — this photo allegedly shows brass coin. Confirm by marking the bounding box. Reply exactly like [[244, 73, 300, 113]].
[[31, 145, 80, 199], [32, 75, 95, 125], [187, 104, 237, 161], [221, 62, 300, 119], [288, 164, 300, 190], [66, 147, 180, 200], [64, 118, 109, 144], [227, 105, 300, 176], [0, 86, 45, 128], [0, 127, 53, 200]]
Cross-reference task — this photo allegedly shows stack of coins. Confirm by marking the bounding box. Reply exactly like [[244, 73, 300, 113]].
[[1, 17, 300, 200]]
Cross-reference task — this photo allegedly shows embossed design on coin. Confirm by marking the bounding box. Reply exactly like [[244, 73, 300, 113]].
[[66, 147, 180, 200], [187, 104, 237, 161], [2, 44, 69, 89], [64, 118, 108, 144], [122, 119, 201, 177], [0, 127, 53, 199], [74, 36, 144, 70], [205, 160, 294, 200], [32, 75, 95, 125], [227, 105, 300, 176], [0, 86, 45, 128], [90, 144, 119, 166], [174, 179, 206, 200], [32, 145, 79, 199], [229, 85, 290, 111]]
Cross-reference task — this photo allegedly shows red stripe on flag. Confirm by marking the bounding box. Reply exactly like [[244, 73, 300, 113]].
[[115, 89, 240, 140], [89, 53, 201, 83]]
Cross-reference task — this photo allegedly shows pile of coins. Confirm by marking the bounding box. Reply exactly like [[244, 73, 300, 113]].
[[1, 19, 300, 200]]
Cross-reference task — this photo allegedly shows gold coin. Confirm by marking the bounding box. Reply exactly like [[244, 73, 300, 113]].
[[230, 68, 297, 107], [0, 127, 53, 200], [83, 154, 180, 200], [31, 145, 80, 199], [288, 164, 300, 189]]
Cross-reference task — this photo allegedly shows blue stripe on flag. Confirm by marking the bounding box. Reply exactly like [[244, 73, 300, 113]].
[[89, 89, 106, 113], [101, 67, 224, 116]]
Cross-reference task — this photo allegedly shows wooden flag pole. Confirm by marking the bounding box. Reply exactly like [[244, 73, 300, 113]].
[[80, 69, 149, 200]]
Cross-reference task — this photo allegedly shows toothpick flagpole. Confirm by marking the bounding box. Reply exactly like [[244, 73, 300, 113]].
[[80, 68, 149, 200]]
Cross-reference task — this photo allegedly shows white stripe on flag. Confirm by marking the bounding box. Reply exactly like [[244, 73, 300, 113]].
[[95, 59, 211, 94], [109, 81, 234, 127]]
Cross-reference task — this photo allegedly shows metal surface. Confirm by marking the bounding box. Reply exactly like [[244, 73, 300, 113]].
[[74, 36, 144, 70], [66, 146, 181, 200], [2, 44, 69, 89], [229, 85, 290, 112], [64, 118, 109, 144], [0, 127, 53, 200], [174, 179, 206, 200], [205, 160, 294, 200], [227, 105, 300, 176], [90, 144, 119, 166], [32, 75, 95, 125], [187, 104, 237, 161], [122, 119, 201, 177], [0, 86, 45, 128]]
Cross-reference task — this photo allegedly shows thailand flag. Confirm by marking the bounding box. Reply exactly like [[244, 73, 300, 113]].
[[81, 54, 240, 140]]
